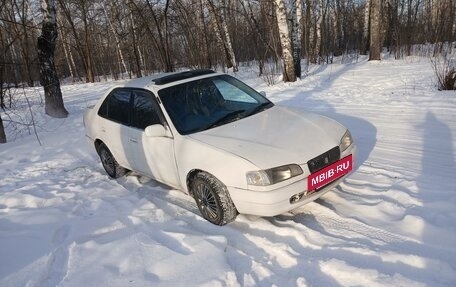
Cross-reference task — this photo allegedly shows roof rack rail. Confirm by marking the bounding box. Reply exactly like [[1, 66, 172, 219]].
[[153, 69, 215, 85]]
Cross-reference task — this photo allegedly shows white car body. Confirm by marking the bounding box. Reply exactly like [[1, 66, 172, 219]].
[[84, 71, 356, 222]]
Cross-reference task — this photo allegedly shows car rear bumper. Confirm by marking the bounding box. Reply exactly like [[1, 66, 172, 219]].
[[228, 145, 356, 217]]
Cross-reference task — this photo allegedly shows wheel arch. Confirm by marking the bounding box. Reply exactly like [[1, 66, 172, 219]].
[[94, 138, 104, 154], [186, 169, 204, 197]]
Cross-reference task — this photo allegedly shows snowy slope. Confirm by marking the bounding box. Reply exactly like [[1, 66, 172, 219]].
[[1, 56, 455, 287]]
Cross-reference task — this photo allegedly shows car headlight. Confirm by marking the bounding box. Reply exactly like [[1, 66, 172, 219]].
[[340, 130, 353, 152], [246, 164, 303, 186]]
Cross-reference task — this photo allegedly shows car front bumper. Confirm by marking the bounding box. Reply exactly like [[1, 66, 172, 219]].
[[227, 145, 357, 217]]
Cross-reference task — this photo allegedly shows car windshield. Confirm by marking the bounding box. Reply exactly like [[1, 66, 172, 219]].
[[158, 75, 273, 135]]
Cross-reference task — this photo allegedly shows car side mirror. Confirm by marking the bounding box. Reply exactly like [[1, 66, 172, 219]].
[[260, 91, 266, 97], [145, 124, 168, 137]]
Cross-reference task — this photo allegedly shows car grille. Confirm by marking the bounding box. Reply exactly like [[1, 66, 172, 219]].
[[307, 146, 340, 174]]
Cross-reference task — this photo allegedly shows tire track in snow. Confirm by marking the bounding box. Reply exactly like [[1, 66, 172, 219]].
[[113, 173, 431, 286], [268, 202, 454, 286], [108, 166, 450, 287], [292, 202, 416, 245]]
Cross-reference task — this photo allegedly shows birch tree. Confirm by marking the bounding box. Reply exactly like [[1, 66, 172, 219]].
[[103, 2, 128, 77], [37, 0, 68, 118], [275, 0, 296, 82], [206, 0, 238, 72], [57, 14, 78, 80], [362, 0, 371, 55], [315, 0, 323, 63], [369, 0, 381, 60], [128, 0, 143, 77], [291, 0, 303, 78], [304, 0, 311, 67]]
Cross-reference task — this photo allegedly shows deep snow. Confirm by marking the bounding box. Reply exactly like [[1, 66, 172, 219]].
[[1, 56, 455, 287]]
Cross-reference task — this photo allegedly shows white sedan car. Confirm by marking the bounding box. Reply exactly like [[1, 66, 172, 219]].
[[84, 70, 356, 225]]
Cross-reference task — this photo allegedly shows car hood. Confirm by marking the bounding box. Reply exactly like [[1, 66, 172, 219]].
[[189, 106, 347, 169]]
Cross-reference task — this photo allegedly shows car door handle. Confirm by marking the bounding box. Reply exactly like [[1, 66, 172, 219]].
[[129, 138, 138, 143]]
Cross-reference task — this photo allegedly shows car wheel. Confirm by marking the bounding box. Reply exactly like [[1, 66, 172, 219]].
[[192, 172, 238, 225], [98, 143, 127, 178]]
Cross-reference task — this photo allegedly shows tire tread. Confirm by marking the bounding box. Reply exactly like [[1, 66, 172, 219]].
[[193, 172, 237, 225]]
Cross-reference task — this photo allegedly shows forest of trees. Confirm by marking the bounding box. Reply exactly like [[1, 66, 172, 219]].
[[0, 0, 455, 143], [1, 0, 455, 85]]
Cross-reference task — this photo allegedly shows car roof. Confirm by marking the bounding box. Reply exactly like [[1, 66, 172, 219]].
[[122, 69, 222, 90], [153, 69, 215, 85]]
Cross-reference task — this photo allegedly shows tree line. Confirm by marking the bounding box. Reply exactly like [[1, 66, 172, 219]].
[[0, 0, 455, 143], [2, 0, 455, 85]]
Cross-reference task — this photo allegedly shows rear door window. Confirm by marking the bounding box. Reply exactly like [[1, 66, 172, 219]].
[[98, 89, 132, 125]]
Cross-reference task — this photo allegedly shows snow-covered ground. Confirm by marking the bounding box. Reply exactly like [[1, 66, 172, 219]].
[[1, 56, 455, 287]]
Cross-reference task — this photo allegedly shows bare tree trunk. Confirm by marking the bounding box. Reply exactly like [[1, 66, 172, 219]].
[[405, 0, 412, 56], [128, 0, 142, 78], [103, 3, 128, 76], [161, 0, 173, 72], [37, 0, 68, 118], [315, 0, 323, 63], [220, 10, 238, 72], [451, 0, 456, 41], [81, 1, 95, 82], [209, 9, 226, 70], [291, 0, 302, 78], [200, 0, 212, 68], [0, 55, 6, 142], [62, 36, 74, 79], [58, 14, 76, 80], [0, 113, 6, 143], [206, 0, 238, 72], [138, 45, 145, 73], [386, 0, 399, 57], [275, 0, 296, 82], [362, 0, 371, 55], [304, 0, 311, 68], [128, 1, 142, 78], [334, 0, 345, 56], [425, 0, 433, 43], [369, 0, 381, 60]]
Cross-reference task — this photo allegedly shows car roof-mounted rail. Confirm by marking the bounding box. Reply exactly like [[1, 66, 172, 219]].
[[153, 69, 216, 85]]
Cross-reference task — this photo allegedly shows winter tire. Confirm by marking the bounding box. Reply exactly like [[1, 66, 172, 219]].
[[192, 172, 238, 225], [98, 143, 127, 178]]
